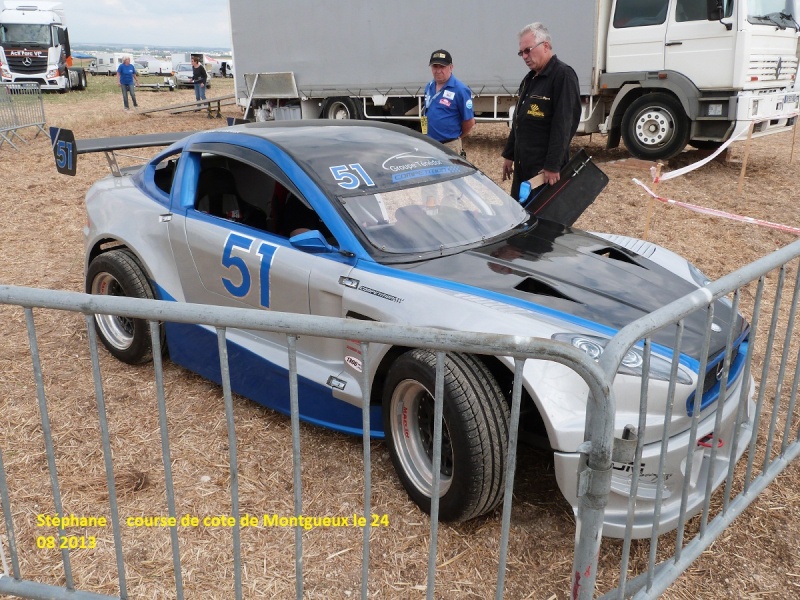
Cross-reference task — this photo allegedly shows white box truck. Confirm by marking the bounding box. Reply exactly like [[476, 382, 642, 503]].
[[230, 0, 800, 160], [88, 52, 131, 76], [0, 0, 87, 91]]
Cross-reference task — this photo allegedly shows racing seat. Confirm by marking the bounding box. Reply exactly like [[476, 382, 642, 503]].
[[196, 167, 243, 221], [195, 167, 269, 229]]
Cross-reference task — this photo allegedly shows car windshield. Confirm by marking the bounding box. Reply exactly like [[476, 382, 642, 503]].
[[177, 63, 192, 72], [340, 170, 529, 254]]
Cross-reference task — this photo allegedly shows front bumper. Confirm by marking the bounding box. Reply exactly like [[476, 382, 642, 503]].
[[734, 88, 800, 138], [554, 374, 755, 539]]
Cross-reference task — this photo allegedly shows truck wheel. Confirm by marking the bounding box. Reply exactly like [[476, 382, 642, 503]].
[[80, 71, 88, 90], [86, 249, 162, 364], [382, 350, 509, 522], [323, 97, 358, 119], [622, 93, 689, 160]]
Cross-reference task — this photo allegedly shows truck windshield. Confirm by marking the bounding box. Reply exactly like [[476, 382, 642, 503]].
[[0, 23, 52, 46], [748, 0, 799, 29]]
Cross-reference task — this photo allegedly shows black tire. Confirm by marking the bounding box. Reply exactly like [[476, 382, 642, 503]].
[[86, 249, 161, 364], [382, 350, 509, 521], [689, 139, 724, 151], [80, 71, 88, 90], [621, 93, 690, 160], [323, 96, 359, 120]]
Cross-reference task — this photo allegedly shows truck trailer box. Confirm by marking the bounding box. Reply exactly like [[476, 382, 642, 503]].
[[229, 0, 800, 160]]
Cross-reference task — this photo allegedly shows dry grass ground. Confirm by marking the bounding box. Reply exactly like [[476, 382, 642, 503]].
[[0, 77, 799, 598]]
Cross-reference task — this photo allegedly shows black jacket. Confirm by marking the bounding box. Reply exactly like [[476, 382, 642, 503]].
[[192, 64, 208, 85], [502, 55, 581, 186]]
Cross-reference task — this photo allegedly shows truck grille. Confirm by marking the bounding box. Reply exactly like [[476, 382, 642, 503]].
[[747, 55, 798, 82], [6, 55, 48, 74]]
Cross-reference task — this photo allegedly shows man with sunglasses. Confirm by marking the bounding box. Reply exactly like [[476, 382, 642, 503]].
[[423, 49, 475, 155], [502, 22, 580, 202]]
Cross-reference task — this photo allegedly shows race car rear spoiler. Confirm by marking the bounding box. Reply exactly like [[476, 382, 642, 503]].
[[49, 127, 196, 177]]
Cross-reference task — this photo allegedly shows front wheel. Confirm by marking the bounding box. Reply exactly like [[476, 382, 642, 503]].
[[621, 93, 689, 160], [383, 350, 509, 521], [86, 249, 162, 364]]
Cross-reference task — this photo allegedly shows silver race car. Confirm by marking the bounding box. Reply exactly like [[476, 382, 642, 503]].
[[52, 121, 753, 537]]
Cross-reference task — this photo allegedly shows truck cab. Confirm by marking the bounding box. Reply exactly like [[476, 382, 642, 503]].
[[598, 0, 800, 157], [0, 0, 86, 91]]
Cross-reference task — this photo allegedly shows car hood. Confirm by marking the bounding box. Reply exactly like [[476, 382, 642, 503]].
[[394, 220, 744, 361]]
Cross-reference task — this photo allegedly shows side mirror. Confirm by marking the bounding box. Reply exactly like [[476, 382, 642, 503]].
[[289, 229, 336, 253]]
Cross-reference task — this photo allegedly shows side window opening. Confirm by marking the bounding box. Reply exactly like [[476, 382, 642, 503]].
[[676, 0, 711, 22], [153, 155, 179, 195], [613, 0, 669, 28]]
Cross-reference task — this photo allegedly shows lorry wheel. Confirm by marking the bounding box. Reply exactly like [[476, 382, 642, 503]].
[[80, 71, 88, 90], [323, 97, 359, 119], [86, 249, 163, 365], [382, 349, 509, 522], [621, 93, 689, 160]]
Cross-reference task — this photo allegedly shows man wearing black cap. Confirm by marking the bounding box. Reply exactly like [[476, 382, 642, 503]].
[[423, 49, 475, 154]]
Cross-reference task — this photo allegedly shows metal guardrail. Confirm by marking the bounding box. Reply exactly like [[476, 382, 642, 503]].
[[0, 83, 46, 151], [576, 238, 800, 599], [1, 237, 800, 599]]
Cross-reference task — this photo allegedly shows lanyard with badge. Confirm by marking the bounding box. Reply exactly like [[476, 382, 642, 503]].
[[421, 85, 445, 136]]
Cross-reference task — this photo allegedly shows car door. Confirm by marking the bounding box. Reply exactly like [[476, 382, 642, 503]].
[[165, 141, 357, 400]]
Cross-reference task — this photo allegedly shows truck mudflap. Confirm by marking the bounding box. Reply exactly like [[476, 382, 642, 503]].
[[553, 373, 755, 539]]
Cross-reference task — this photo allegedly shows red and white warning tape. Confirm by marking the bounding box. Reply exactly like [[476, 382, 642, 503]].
[[632, 178, 800, 235]]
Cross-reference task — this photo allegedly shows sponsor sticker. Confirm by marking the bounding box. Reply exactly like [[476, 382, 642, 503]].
[[438, 98, 451, 107], [345, 356, 363, 372]]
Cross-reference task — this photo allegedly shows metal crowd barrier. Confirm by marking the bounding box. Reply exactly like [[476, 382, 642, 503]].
[[1, 237, 799, 599], [0, 82, 47, 150], [575, 238, 800, 599]]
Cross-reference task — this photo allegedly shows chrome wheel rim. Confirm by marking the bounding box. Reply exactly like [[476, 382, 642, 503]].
[[389, 379, 453, 496], [91, 273, 135, 351]]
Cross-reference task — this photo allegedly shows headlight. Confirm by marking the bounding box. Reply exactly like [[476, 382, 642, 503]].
[[552, 333, 693, 385], [46, 68, 59, 79]]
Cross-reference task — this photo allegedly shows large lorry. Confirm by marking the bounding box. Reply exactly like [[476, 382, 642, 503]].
[[229, 0, 800, 160], [0, 1, 87, 91]]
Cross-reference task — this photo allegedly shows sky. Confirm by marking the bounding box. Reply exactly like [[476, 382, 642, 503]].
[[64, 0, 231, 49]]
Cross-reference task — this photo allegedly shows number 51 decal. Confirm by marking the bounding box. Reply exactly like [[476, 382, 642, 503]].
[[329, 163, 375, 190], [221, 233, 277, 308], [49, 127, 77, 176]]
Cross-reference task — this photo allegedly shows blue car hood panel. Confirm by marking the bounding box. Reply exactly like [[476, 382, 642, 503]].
[[395, 221, 743, 360]]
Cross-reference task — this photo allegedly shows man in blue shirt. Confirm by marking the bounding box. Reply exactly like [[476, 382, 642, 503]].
[[423, 49, 474, 155], [115, 57, 139, 110]]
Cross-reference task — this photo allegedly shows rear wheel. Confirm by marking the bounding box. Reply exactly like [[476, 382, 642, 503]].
[[86, 249, 162, 364], [323, 97, 358, 120], [621, 93, 689, 160], [383, 350, 509, 521]]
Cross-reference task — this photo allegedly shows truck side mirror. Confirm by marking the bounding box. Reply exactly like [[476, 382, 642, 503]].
[[707, 0, 732, 30]]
